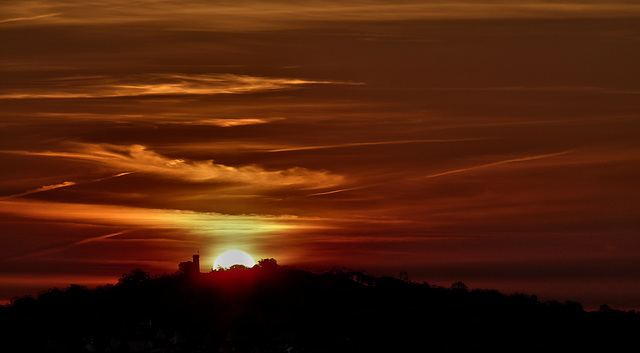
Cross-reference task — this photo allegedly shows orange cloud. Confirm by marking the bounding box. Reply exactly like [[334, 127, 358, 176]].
[[170, 118, 284, 127], [6, 143, 344, 189], [0, 73, 350, 99], [26, 113, 285, 128], [3, 1, 638, 31], [0, 198, 309, 262]]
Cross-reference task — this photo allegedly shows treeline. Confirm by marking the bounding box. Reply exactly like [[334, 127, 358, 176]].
[[1, 261, 639, 352]]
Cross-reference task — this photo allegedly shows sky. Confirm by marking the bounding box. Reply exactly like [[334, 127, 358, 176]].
[[1, 0, 639, 310]]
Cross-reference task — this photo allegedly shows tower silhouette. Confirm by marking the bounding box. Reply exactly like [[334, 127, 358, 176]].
[[193, 254, 200, 273]]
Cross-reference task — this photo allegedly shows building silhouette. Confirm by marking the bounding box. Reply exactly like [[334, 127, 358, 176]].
[[193, 254, 200, 274], [177, 253, 201, 275]]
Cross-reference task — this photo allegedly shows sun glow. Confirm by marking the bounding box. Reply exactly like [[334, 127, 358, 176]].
[[214, 250, 256, 269]]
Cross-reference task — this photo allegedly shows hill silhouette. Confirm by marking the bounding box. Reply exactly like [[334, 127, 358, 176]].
[[1, 260, 639, 352]]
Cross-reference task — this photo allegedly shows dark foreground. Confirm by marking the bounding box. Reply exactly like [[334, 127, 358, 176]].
[[1, 263, 638, 352]]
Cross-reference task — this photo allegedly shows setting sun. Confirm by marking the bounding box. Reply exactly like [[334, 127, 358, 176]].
[[214, 250, 256, 269]]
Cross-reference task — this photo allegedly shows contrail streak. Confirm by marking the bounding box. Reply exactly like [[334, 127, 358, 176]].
[[0, 181, 76, 200], [0, 13, 61, 24], [0, 172, 132, 200], [424, 150, 576, 179], [267, 138, 484, 153], [305, 188, 362, 197], [93, 172, 134, 182], [304, 150, 576, 198], [0, 230, 129, 263]]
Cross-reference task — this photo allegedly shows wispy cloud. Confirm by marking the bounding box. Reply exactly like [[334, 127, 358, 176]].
[[25, 113, 284, 128], [0, 199, 296, 255], [4, 143, 343, 189], [0, 73, 350, 99], [163, 117, 285, 127], [2, 2, 638, 31]]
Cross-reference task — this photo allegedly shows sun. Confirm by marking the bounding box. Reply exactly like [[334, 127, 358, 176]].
[[214, 249, 256, 269]]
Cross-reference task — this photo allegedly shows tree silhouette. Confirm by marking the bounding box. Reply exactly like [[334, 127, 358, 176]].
[[258, 258, 278, 269], [178, 260, 194, 274], [450, 281, 468, 291], [1, 263, 639, 353], [229, 264, 249, 270], [118, 268, 150, 285]]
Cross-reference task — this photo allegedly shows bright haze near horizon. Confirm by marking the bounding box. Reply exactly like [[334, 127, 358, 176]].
[[1, 0, 639, 310]]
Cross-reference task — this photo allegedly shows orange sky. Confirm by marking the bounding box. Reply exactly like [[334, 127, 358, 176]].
[[1, 0, 640, 310]]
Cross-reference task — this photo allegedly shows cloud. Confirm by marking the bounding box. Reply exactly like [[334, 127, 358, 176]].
[[0, 200, 293, 231], [24, 113, 284, 128], [0, 73, 349, 99], [5, 143, 343, 189], [2, 1, 638, 31], [0, 198, 296, 255], [162, 117, 285, 127]]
